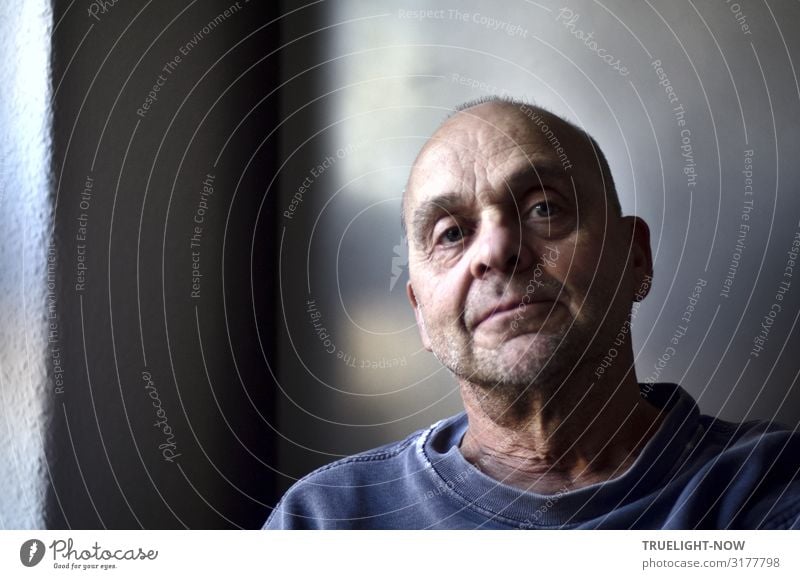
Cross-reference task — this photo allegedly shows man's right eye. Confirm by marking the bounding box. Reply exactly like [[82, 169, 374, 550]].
[[436, 225, 470, 247], [438, 225, 466, 245]]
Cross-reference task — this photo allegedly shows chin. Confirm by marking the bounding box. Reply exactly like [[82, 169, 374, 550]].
[[467, 333, 568, 389]]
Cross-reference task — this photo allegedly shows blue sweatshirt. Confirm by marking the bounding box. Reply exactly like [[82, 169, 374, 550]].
[[264, 383, 800, 529]]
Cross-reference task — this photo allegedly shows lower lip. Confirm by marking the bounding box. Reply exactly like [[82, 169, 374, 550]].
[[476, 301, 558, 331]]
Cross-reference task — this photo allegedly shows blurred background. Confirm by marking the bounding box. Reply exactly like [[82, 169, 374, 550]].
[[1, 0, 800, 529]]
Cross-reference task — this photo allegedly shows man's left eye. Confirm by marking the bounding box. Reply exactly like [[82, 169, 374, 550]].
[[531, 201, 558, 217]]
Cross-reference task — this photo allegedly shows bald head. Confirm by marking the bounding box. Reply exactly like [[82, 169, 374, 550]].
[[402, 97, 620, 236]]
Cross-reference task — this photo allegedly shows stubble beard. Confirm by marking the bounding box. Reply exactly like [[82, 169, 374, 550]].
[[424, 297, 615, 419]]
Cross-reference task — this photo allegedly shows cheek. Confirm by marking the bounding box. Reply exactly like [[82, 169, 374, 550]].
[[573, 233, 629, 297], [546, 236, 610, 299], [547, 236, 588, 277], [413, 264, 471, 323]]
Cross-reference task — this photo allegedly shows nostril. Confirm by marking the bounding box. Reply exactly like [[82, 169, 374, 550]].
[[474, 262, 489, 278]]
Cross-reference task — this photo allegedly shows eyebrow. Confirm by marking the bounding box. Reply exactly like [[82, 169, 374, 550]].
[[409, 163, 570, 247]]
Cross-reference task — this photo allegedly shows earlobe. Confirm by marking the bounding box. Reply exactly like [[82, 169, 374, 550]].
[[406, 281, 432, 351], [627, 216, 653, 302], [635, 272, 652, 302]]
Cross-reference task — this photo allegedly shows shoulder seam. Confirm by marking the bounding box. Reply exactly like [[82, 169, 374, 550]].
[[315, 434, 419, 471]]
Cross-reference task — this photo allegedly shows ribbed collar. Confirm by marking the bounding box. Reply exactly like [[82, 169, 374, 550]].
[[421, 383, 700, 528]]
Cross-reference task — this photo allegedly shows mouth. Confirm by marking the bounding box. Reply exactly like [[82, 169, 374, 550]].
[[472, 297, 558, 332]]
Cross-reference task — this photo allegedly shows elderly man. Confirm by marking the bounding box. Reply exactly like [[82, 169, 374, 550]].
[[265, 97, 800, 529]]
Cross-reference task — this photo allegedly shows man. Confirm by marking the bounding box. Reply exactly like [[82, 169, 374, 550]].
[[265, 97, 800, 529]]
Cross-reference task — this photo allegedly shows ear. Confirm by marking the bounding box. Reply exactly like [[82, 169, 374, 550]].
[[406, 281, 432, 351], [624, 216, 653, 302]]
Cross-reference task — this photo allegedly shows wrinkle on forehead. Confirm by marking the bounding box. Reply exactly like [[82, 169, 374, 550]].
[[407, 104, 577, 199]]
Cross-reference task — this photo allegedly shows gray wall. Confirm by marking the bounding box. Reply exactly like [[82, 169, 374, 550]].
[[275, 0, 800, 491], [0, 0, 52, 529]]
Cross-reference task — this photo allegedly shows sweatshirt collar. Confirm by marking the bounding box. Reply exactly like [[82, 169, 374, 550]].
[[422, 383, 699, 527]]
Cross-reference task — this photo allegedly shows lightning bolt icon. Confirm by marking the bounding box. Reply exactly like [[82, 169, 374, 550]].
[[389, 235, 408, 291], [28, 542, 38, 562]]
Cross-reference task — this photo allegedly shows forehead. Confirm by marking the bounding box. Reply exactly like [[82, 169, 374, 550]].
[[406, 104, 590, 207]]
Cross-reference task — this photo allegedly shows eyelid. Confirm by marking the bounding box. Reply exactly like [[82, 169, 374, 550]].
[[524, 189, 565, 214], [431, 214, 455, 234]]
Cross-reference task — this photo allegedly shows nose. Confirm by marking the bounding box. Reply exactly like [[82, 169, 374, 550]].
[[468, 215, 534, 279]]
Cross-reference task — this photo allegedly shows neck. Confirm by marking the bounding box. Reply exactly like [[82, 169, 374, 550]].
[[458, 356, 664, 494]]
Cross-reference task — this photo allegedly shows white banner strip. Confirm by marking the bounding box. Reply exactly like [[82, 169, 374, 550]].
[[1, 531, 798, 578]]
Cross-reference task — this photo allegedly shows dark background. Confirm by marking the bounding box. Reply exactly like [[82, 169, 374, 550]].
[[1, 0, 799, 528]]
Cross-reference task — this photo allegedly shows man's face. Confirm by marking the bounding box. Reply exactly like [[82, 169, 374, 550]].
[[404, 103, 650, 400]]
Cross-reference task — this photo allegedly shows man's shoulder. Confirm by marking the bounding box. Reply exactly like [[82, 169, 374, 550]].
[[297, 426, 427, 483], [263, 414, 462, 529], [694, 413, 800, 470], [688, 414, 800, 528], [701, 413, 798, 447]]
